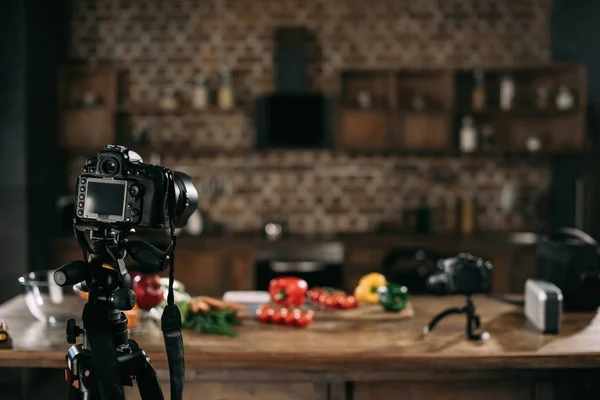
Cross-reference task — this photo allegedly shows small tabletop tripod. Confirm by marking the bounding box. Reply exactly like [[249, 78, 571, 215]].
[[54, 227, 170, 400], [423, 295, 490, 341]]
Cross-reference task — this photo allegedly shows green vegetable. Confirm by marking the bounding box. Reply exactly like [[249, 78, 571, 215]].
[[183, 308, 240, 337], [176, 300, 190, 323], [378, 284, 409, 312]]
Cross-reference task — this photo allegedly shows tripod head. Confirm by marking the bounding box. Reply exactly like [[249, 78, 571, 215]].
[[54, 226, 169, 312]]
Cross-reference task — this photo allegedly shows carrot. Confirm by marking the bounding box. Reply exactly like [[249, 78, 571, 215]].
[[197, 296, 247, 311]]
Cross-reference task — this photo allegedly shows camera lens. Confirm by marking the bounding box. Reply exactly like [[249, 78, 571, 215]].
[[100, 157, 119, 176], [172, 171, 199, 228]]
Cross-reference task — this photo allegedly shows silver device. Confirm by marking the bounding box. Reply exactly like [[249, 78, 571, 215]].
[[524, 279, 563, 334]]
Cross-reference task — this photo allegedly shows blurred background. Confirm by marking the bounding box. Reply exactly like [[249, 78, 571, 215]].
[[1, 0, 599, 304]]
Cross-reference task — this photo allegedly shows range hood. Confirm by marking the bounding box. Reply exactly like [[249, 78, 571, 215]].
[[254, 27, 333, 149]]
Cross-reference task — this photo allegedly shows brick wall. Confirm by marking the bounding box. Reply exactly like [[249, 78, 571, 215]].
[[69, 0, 552, 234]]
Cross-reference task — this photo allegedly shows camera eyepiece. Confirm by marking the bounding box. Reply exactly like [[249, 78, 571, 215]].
[[99, 157, 120, 176]]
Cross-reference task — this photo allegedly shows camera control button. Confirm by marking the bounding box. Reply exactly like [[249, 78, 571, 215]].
[[128, 185, 140, 197], [80, 178, 86, 184], [79, 186, 85, 192], [77, 210, 83, 216], [78, 202, 84, 208], [130, 208, 139, 217], [79, 194, 84, 200], [126, 217, 131, 222]]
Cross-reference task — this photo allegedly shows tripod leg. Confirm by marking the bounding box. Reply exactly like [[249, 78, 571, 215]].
[[135, 357, 164, 400], [68, 384, 79, 400], [424, 307, 464, 334], [466, 311, 490, 341]]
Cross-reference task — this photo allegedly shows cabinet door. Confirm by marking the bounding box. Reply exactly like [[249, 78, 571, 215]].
[[391, 112, 450, 151], [225, 247, 255, 292], [164, 249, 223, 297], [354, 381, 532, 400], [338, 110, 389, 150], [124, 382, 325, 400]]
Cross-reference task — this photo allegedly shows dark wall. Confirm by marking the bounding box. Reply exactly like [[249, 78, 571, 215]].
[[0, 0, 67, 303], [549, 0, 600, 237], [0, 0, 28, 304]]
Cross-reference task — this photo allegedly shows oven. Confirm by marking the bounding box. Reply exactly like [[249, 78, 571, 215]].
[[254, 242, 344, 291]]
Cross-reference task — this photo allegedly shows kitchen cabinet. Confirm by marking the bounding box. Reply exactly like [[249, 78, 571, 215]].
[[337, 109, 389, 150], [390, 112, 451, 151], [53, 234, 536, 297], [164, 248, 224, 297], [124, 382, 325, 400], [337, 64, 587, 154]]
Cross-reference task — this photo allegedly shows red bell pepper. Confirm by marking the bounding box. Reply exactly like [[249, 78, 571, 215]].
[[268, 276, 308, 306]]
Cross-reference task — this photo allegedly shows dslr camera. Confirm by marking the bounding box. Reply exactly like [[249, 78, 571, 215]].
[[427, 253, 493, 295], [75, 145, 198, 230]]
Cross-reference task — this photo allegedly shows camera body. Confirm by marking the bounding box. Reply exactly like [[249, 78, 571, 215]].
[[427, 253, 493, 295], [75, 145, 172, 230]]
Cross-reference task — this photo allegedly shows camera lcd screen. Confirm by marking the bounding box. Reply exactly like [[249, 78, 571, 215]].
[[84, 179, 127, 221]]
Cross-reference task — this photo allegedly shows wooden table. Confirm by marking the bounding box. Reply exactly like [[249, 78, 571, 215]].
[[1, 294, 599, 400]]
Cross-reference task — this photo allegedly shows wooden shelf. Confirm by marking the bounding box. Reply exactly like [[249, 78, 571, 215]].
[[117, 103, 249, 116], [456, 108, 584, 118], [336, 64, 588, 155]]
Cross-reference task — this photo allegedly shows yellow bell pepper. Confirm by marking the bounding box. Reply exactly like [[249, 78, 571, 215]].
[[354, 273, 388, 304]]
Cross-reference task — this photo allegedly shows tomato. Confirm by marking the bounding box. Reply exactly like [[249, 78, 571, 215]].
[[269, 277, 308, 307], [338, 295, 358, 309], [318, 293, 329, 306], [133, 274, 164, 310], [284, 308, 298, 325], [271, 307, 287, 324], [307, 289, 322, 302], [309, 288, 323, 302], [266, 306, 276, 322], [324, 295, 339, 308], [256, 305, 271, 323], [295, 310, 314, 327]]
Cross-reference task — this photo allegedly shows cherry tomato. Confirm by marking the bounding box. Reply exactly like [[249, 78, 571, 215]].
[[295, 310, 314, 327], [272, 307, 288, 324], [266, 306, 276, 322], [256, 305, 271, 323], [338, 295, 358, 309], [324, 295, 339, 308], [308, 289, 322, 302], [284, 308, 298, 325], [318, 293, 329, 306]]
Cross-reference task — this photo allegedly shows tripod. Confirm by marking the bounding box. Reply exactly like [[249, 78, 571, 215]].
[[55, 228, 169, 400], [423, 295, 490, 341]]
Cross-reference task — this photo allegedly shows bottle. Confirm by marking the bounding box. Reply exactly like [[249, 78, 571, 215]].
[[472, 69, 486, 110], [459, 116, 477, 153], [499, 74, 515, 111], [218, 68, 234, 111], [357, 91, 372, 109], [480, 124, 495, 150], [536, 86, 549, 109], [556, 86, 574, 110], [192, 73, 208, 110], [412, 93, 426, 111], [526, 135, 542, 153], [160, 87, 178, 111]]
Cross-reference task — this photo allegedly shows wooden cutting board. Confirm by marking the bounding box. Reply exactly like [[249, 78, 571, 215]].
[[314, 302, 415, 321]]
